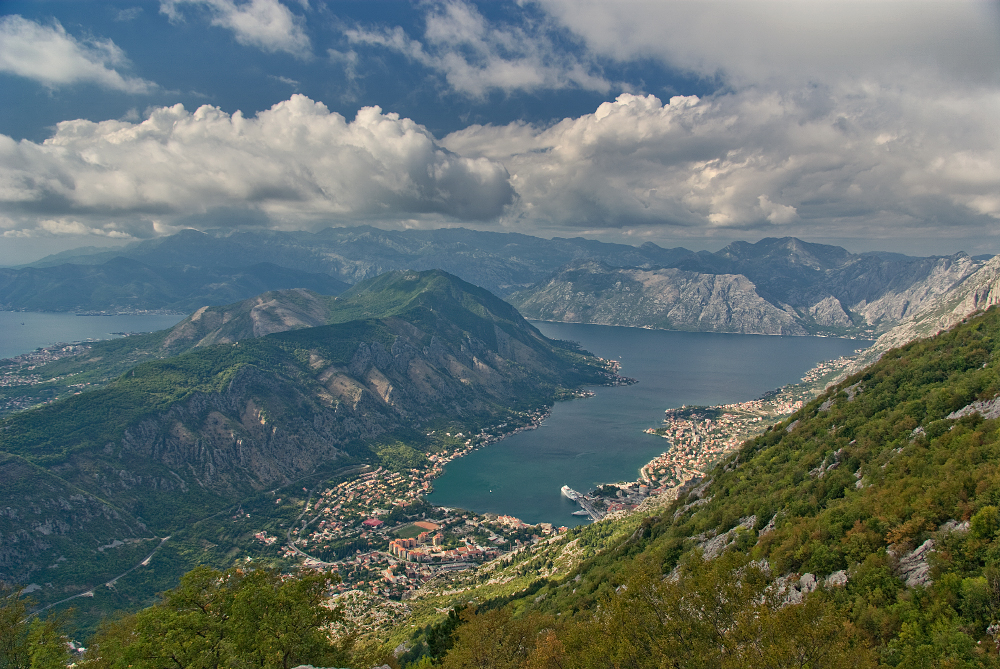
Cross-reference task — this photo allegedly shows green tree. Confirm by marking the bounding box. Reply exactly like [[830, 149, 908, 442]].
[[0, 584, 72, 669], [83, 566, 352, 669], [441, 608, 552, 669]]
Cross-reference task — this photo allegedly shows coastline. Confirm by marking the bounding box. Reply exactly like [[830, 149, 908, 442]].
[[611, 349, 870, 507], [528, 318, 874, 340]]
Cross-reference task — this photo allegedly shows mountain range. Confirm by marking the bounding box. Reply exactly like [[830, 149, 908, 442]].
[[510, 239, 986, 337], [4, 229, 990, 341]]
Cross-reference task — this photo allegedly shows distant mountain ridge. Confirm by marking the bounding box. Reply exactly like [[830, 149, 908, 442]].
[[511, 238, 985, 336], [0, 257, 348, 313], [6, 228, 990, 337], [510, 261, 808, 335], [17, 227, 696, 298]]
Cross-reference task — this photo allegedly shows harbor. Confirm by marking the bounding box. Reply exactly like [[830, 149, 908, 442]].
[[561, 485, 606, 522]]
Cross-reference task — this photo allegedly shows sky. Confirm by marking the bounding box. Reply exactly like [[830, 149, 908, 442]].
[[1, 0, 999, 265]]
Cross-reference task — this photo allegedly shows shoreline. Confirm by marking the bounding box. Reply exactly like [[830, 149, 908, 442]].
[[528, 318, 875, 340], [612, 349, 870, 505]]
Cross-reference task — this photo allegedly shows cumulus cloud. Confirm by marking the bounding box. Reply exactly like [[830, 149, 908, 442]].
[[442, 87, 1000, 238], [160, 0, 311, 57], [0, 15, 155, 93], [344, 0, 610, 98], [0, 95, 515, 237]]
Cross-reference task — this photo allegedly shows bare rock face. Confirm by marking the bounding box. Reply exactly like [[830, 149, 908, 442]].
[[845, 253, 982, 328], [776, 572, 818, 605], [847, 254, 1000, 373], [825, 570, 849, 587], [891, 539, 935, 588], [695, 515, 757, 559], [511, 261, 806, 335], [809, 296, 852, 327], [948, 396, 1000, 421], [162, 289, 340, 351]]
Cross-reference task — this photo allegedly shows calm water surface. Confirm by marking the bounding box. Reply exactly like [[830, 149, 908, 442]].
[[427, 323, 870, 526], [0, 312, 185, 360]]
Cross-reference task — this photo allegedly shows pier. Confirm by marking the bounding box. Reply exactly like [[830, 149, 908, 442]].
[[561, 485, 605, 522]]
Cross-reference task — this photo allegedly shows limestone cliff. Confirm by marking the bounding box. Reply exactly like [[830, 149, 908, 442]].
[[511, 261, 805, 335], [511, 242, 989, 337]]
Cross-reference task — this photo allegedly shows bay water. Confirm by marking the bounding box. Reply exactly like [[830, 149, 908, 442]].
[[0, 311, 185, 360], [427, 323, 870, 526]]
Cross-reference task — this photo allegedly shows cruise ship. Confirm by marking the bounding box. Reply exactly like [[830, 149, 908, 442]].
[[561, 485, 582, 502]]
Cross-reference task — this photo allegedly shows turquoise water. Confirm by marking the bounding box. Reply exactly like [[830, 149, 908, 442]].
[[427, 323, 870, 526], [0, 312, 185, 360]]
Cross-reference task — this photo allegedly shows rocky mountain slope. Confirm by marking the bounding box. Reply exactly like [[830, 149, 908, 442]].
[[0, 270, 613, 599], [511, 239, 985, 336], [510, 261, 806, 335], [842, 253, 1000, 372]]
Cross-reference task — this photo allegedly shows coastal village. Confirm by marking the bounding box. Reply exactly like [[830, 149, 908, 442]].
[[640, 351, 862, 489], [246, 408, 565, 598], [0, 342, 97, 414]]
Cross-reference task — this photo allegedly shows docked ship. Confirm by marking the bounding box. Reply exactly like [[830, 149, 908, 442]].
[[561, 485, 582, 502]]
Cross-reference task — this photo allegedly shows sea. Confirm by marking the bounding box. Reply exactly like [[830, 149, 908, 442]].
[[427, 322, 870, 526], [0, 311, 186, 360]]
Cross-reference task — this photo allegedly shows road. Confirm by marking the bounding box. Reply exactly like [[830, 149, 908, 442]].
[[30, 536, 171, 616]]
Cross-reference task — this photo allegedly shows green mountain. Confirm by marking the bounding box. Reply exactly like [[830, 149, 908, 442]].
[[0, 270, 614, 617], [0, 288, 341, 418], [384, 303, 1000, 667]]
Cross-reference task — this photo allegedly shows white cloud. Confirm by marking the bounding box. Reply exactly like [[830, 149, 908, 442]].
[[442, 87, 1000, 238], [476, 0, 999, 244], [537, 0, 1000, 90], [345, 0, 610, 98], [160, 0, 311, 58], [0, 95, 514, 237], [35, 219, 133, 238], [0, 15, 155, 93], [114, 7, 144, 22]]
